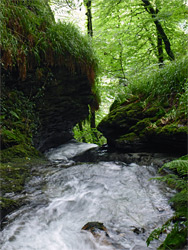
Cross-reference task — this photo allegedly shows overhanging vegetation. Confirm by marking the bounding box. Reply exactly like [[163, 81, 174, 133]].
[[0, 0, 97, 84]]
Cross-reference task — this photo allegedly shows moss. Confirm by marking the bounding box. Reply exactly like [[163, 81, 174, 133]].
[[0, 197, 20, 210], [123, 101, 143, 118], [156, 124, 188, 136], [110, 99, 121, 112], [130, 118, 155, 133], [0, 156, 48, 219], [0, 144, 40, 163], [145, 106, 165, 118], [1, 0, 97, 83], [118, 132, 138, 142], [101, 101, 143, 127]]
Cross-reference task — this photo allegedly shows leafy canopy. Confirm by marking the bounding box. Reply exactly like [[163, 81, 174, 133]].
[[93, 0, 188, 79]]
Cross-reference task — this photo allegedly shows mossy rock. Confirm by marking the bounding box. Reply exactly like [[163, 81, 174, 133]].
[[156, 124, 188, 136], [122, 101, 144, 119], [145, 106, 165, 118], [0, 163, 28, 194], [118, 132, 138, 142], [130, 118, 155, 133], [98, 92, 187, 153], [0, 143, 40, 163], [0, 197, 20, 210], [0, 156, 48, 222], [110, 99, 121, 112], [99, 101, 143, 128]]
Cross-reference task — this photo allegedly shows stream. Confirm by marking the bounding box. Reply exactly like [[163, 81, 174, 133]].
[[0, 141, 175, 250]]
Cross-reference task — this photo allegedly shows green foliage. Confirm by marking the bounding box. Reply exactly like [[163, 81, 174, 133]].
[[147, 220, 187, 249], [0, 0, 97, 81], [126, 54, 188, 101], [93, 0, 188, 79], [73, 122, 106, 146], [90, 0, 188, 126], [114, 55, 188, 134], [147, 155, 188, 249], [0, 157, 48, 215], [0, 88, 39, 161]]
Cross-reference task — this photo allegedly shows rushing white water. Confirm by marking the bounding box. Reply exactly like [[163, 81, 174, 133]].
[[0, 142, 175, 250]]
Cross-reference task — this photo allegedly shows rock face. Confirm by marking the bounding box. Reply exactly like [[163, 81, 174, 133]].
[[3, 67, 96, 153], [1, 0, 98, 153], [34, 69, 95, 152], [98, 99, 187, 154]]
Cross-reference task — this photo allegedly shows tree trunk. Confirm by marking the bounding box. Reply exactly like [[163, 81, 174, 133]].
[[85, 0, 93, 37], [157, 31, 164, 66], [85, 0, 96, 134], [141, 0, 175, 61]]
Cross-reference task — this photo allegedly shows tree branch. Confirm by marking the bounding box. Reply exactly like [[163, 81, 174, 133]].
[[141, 0, 175, 61]]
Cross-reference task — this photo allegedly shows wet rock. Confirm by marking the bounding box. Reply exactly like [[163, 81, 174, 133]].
[[82, 221, 109, 238], [73, 145, 177, 168], [81, 222, 127, 249], [132, 227, 146, 235], [132, 245, 152, 250]]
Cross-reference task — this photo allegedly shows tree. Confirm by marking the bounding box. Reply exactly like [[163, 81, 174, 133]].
[[92, 0, 188, 79], [141, 0, 175, 62], [84, 0, 97, 131], [84, 0, 93, 37]]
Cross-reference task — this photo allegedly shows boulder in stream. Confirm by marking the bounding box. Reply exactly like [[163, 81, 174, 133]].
[[98, 98, 187, 155], [82, 221, 109, 238]]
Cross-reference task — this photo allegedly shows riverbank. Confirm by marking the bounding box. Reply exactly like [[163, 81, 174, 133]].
[[0, 156, 49, 228], [98, 55, 188, 155]]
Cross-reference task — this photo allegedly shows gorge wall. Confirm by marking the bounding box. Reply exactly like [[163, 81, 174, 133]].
[[35, 69, 95, 152], [1, 0, 98, 155]]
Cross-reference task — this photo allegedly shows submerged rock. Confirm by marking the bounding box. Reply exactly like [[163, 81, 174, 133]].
[[82, 221, 109, 237], [73, 145, 176, 167], [81, 222, 125, 249]]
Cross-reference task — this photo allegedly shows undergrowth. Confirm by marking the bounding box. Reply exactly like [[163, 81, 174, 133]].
[[0, 88, 39, 162], [73, 122, 106, 146], [0, 0, 97, 83], [113, 55, 188, 127], [147, 155, 188, 249], [114, 55, 188, 121], [126, 55, 188, 102]]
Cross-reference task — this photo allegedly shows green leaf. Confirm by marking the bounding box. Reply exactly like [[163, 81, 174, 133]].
[[10, 111, 19, 119]]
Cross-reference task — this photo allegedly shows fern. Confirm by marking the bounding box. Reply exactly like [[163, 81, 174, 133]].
[[160, 158, 188, 177], [147, 155, 188, 249]]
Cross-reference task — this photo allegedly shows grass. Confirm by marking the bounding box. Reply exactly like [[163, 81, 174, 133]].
[[0, 0, 97, 82], [125, 55, 188, 105], [110, 54, 188, 129]]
